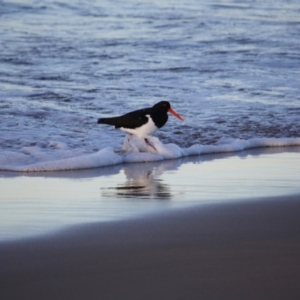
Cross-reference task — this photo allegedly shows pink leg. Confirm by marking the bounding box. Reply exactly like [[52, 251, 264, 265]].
[[145, 138, 156, 151]]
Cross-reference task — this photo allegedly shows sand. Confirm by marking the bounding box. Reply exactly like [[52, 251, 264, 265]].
[[1, 193, 300, 300], [1, 148, 300, 299]]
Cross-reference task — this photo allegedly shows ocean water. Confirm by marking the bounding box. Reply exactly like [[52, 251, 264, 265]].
[[1, 0, 300, 171], [1, 0, 300, 240]]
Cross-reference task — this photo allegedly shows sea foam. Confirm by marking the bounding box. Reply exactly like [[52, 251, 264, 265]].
[[0, 135, 300, 172]]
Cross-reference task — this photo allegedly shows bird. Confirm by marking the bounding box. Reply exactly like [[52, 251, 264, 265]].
[[97, 101, 183, 149]]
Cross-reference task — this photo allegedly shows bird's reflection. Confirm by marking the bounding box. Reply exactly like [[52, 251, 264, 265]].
[[101, 160, 181, 200]]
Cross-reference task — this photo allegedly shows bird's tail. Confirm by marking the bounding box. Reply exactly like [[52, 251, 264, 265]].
[[97, 117, 119, 126], [97, 118, 108, 124]]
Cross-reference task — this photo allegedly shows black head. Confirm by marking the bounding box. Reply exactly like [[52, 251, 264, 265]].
[[152, 101, 183, 121], [152, 101, 171, 111]]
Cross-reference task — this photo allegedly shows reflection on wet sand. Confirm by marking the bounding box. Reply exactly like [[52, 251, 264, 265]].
[[101, 160, 182, 200], [100, 146, 300, 202]]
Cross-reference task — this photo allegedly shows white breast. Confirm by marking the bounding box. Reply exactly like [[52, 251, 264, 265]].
[[120, 115, 158, 138]]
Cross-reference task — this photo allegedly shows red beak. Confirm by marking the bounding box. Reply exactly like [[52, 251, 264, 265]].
[[168, 108, 184, 121]]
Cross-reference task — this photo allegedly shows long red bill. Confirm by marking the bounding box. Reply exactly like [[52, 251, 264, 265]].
[[168, 108, 184, 121]]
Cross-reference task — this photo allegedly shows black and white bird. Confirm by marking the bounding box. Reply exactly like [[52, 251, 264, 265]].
[[97, 101, 183, 148]]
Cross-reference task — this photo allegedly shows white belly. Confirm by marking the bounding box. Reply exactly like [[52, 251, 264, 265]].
[[120, 115, 157, 138]]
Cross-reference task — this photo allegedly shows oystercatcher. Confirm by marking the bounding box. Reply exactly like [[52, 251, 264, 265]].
[[97, 101, 183, 149]]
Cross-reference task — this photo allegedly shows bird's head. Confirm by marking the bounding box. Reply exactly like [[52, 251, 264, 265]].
[[154, 101, 184, 121]]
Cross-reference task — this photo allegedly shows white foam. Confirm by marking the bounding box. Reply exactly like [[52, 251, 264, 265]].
[[1, 135, 300, 172]]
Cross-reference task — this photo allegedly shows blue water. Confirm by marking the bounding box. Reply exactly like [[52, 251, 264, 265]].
[[1, 0, 300, 238], [1, 0, 300, 155]]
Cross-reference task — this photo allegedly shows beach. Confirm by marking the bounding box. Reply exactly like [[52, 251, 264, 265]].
[[1, 0, 300, 298], [0, 194, 300, 300], [1, 149, 300, 300]]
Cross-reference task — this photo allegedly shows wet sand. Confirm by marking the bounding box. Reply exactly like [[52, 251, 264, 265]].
[[1, 193, 300, 300]]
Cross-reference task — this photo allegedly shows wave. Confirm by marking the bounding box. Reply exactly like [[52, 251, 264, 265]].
[[1, 135, 300, 172]]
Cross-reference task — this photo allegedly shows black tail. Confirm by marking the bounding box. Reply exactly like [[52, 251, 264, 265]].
[[97, 117, 119, 126], [97, 118, 111, 124]]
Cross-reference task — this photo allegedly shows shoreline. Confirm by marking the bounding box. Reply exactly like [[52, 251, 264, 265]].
[[1, 193, 300, 299], [0, 147, 300, 241], [1, 141, 300, 173]]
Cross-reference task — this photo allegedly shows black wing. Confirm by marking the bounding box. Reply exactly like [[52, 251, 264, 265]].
[[97, 107, 151, 129]]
